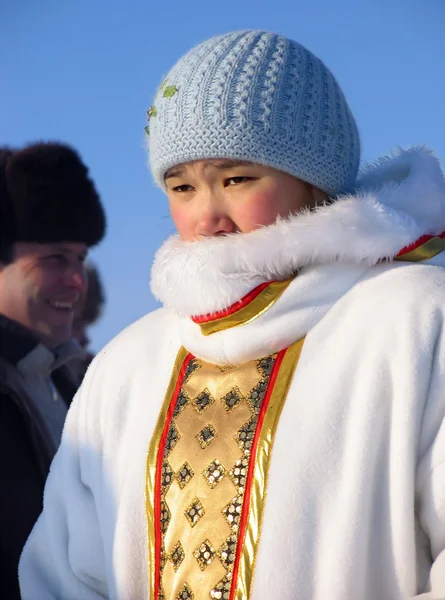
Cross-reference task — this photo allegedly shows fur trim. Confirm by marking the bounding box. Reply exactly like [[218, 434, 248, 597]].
[[1, 142, 105, 252], [151, 146, 445, 316]]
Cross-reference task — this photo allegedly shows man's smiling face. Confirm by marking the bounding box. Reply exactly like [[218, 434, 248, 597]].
[[0, 241, 88, 348]]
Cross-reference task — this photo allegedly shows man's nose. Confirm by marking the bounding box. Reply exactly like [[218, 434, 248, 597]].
[[64, 264, 88, 293]]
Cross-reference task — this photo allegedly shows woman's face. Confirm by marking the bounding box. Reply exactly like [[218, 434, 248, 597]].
[[165, 159, 324, 241]]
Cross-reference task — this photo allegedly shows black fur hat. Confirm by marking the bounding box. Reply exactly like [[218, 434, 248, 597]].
[[0, 142, 106, 255]]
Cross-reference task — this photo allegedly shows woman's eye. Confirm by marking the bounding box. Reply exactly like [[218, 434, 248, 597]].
[[172, 184, 193, 192], [225, 176, 251, 186]]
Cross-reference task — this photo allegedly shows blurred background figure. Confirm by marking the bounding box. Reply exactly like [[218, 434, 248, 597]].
[[72, 262, 106, 378], [0, 142, 106, 599]]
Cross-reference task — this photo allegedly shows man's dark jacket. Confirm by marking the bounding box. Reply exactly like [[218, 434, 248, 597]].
[[0, 315, 82, 599]]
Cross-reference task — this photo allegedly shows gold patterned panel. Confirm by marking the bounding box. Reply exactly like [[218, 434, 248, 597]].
[[160, 354, 275, 600], [146, 346, 191, 597], [147, 339, 305, 600], [233, 339, 304, 598]]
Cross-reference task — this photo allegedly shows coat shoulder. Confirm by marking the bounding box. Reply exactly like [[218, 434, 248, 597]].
[[350, 263, 445, 323], [83, 308, 180, 383]]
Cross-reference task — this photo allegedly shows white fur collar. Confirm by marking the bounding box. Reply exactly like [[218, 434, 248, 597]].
[[151, 147, 445, 316]]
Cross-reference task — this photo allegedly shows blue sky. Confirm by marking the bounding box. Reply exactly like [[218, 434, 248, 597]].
[[1, 0, 444, 351]]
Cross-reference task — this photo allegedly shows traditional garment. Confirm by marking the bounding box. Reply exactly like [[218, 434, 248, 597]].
[[19, 148, 445, 599]]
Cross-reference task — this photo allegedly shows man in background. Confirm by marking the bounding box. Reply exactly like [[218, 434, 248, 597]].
[[0, 142, 106, 598]]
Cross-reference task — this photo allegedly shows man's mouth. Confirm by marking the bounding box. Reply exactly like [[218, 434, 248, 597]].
[[47, 299, 77, 311]]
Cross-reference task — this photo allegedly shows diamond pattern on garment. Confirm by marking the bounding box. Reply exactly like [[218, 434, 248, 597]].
[[160, 544, 167, 572], [222, 495, 243, 532], [217, 534, 237, 570], [164, 421, 180, 458], [195, 424, 217, 449], [221, 386, 245, 412], [235, 417, 257, 452], [160, 500, 171, 534], [173, 390, 191, 418], [176, 461, 194, 489], [256, 356, 275, 379], [192, 388, 215, 414], [193, 538, 216, 571], [184, 358, 201, 383], [202, 459, 226, 488], [161, 460, 174, 493], [169, 540, 185, 571], [176, 582, 194, 599], [156, 351, 279, 600], [229, 455, 249, 494], [247, 380, 268, 415], [217, 364, 236, 372], [210, 573, 232, 599], [184, 497, 205, 528]]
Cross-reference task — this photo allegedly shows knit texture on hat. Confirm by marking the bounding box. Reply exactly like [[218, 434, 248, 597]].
[[148, 30, 360, 195]]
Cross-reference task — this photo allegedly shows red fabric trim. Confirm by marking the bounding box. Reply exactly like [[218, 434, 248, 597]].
[[229, 349, 287, 600], [154, 353, 194, 599], [396, 231, 445, 257], [191, 281, 274, 324]]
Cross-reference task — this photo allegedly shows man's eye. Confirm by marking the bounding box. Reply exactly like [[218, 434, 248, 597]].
[[47, 254, 65, 262], [225, 176, 251, 186], [172, 184, 193, 192]]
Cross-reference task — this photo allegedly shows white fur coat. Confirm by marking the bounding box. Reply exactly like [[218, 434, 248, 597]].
[[19, 147, 445, 600]]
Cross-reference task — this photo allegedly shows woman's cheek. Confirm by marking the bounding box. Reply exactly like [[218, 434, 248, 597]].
[[239, 192, 283, 229], [169, 204, 194, 240]]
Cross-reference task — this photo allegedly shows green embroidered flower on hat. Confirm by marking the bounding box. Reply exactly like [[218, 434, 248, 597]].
[[145, 105, 157, 137], [163, 85, 178, 98], [145, 82, 179, 137]]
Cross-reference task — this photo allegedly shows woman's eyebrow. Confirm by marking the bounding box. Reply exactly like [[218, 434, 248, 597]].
[[210, 160, 253, 170], [164, 159, 255, 181], [165, 167, 185, 180]]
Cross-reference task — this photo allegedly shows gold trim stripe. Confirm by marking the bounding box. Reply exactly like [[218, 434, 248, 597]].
[[199, 278, 294, 336], [395, 235, 445, 262], [234, 338, 305, 599], [145, 346, 190, 597]]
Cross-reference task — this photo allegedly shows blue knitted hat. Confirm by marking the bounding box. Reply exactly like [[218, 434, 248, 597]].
[[148, 30, 360, 196]]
